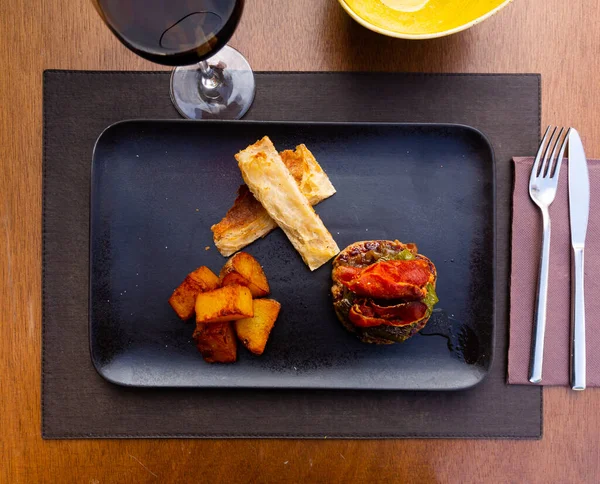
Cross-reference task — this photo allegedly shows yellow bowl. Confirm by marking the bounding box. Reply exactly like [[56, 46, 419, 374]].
[[338, 0, 514, 39]]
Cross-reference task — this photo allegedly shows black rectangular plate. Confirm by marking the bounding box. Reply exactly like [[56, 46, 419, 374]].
[[90, 120, 495, 390]]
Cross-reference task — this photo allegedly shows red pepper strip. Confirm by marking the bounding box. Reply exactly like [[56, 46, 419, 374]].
[[369, 300, 428, 320], [333, 265, 361, 285], [348, 301, 428, 328], [341, 260, 431, 300]]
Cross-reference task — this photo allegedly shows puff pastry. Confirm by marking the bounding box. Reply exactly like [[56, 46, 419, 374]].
[[212, 143, 336, 257], [235, 137, 339, 271]]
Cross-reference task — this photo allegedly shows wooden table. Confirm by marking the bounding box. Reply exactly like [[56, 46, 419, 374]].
[[1, 0, 599, 481]]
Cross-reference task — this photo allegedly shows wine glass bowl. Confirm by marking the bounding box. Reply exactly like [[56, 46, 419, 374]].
[[92, 0, 254, 119]]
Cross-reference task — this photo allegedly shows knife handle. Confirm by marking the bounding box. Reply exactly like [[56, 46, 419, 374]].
[[571, 247, 586, 391], [529, 208, 551, 384]]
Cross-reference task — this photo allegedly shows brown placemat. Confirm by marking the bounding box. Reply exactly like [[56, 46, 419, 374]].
[[43, 70, 542, 439]]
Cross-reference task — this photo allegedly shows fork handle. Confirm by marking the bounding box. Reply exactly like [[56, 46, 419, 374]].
[[529, 208, 550, 384], [571, 247, 586, 390]]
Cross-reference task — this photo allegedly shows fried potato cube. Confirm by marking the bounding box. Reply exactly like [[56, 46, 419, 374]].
[[195, 285, 253, 323], [219, 252, 270, 298], [234, 299, 281, 355], [169, 266, 220, 320], [189, 266, 220, 287], [193, 322, 237, 363]]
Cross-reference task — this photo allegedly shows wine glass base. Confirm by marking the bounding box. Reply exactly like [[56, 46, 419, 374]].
[[170, 45, 255, 120]]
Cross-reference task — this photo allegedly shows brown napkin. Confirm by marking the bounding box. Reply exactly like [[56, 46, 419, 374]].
[[508, 157, 600, 386]]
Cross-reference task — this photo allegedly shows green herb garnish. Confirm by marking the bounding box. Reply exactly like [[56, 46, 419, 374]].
[[379, 248, 415, 262], [423, 283, 439, 314]]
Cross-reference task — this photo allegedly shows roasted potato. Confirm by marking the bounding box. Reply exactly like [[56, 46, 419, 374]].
[[189, 265, 220, 288], [195, 285, 253, 324], [169, 266, 220, 320], [193, 322, 237, 363], [234, 299, 281, 355], [219, 252, 270, 298]]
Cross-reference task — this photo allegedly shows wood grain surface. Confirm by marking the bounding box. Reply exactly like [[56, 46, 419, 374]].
[[1, 0, 600, 482]]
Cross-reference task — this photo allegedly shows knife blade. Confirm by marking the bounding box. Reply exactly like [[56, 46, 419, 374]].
[[568, 128, 589, 390]]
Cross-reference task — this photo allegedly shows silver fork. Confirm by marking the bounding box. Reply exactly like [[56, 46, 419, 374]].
[[528, 126, 570, 384]]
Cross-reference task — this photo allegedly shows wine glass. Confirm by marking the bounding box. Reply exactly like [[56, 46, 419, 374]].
[[92, 0, 254, 120]]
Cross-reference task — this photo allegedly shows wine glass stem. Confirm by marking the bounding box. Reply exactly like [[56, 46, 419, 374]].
[[199, 60, 222, 94], [199, 61, 213, 78]]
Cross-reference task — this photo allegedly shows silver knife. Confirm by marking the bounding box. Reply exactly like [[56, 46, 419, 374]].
[[568, 128, 590, 391]]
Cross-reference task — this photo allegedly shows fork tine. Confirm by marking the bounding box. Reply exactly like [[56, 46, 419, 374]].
[[531, 125, 552, 179], [547, 127, 565, 176], [541, 126, 558, 177], [551, 127, 570, 179]]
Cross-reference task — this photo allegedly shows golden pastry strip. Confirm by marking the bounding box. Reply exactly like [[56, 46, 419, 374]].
[[235, 136, 339, 271]]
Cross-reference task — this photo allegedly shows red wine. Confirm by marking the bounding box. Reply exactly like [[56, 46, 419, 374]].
[[93, 0, 244, 66]]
